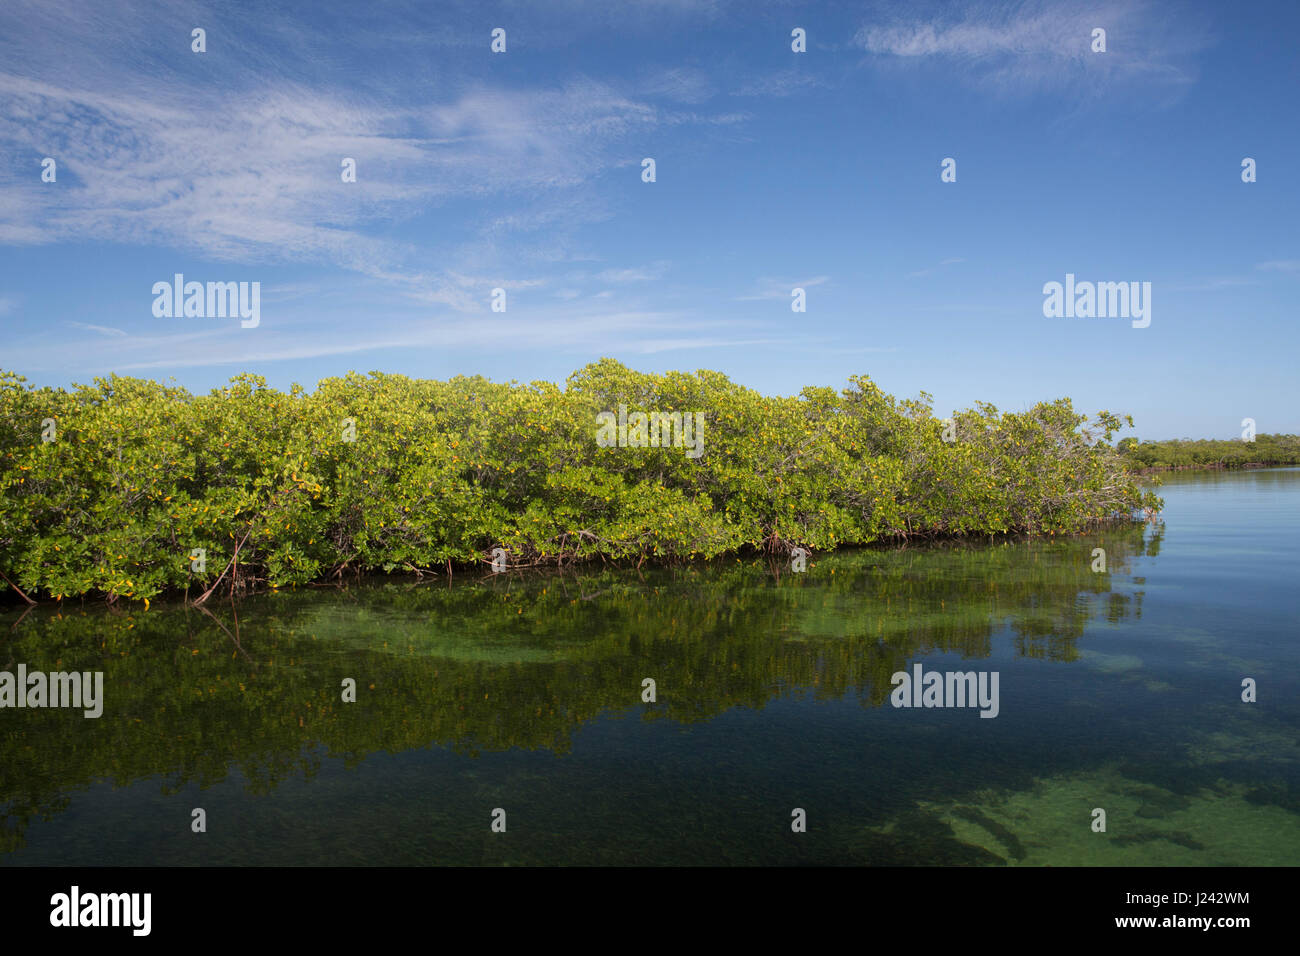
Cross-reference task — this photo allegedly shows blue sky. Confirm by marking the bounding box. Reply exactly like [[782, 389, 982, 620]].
[[1, 0, 1296, 439]]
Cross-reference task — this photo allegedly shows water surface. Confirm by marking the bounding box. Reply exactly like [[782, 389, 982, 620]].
[[3, 468, 1298, 865]]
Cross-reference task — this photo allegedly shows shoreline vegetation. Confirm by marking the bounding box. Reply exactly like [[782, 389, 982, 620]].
[[1118, 434, 1300, 473], [1, 360, 1161, 605]]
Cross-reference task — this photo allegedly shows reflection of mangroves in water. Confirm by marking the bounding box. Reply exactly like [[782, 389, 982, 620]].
[[0, 527, 1156, 852]]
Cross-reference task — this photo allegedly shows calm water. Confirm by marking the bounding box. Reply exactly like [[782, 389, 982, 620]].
[[3, 468, 1298, 866]]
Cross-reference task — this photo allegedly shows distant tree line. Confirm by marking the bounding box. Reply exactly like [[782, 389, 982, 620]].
[[1119, 434, 1300, 471]]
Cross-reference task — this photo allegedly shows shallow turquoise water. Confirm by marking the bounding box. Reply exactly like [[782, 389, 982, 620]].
[[2, 468, 1297, 865]]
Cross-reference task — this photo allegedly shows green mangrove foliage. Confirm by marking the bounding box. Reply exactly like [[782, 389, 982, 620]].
[[1119, 434, 1300, 471], [0, 360, 1160, 602], [0, 532, 1155, 855]]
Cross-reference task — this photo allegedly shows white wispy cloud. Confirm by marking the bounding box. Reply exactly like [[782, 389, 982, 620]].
[[640, 66, 715, 103], [0, 0, 741, 316], [856, 0, 1210, 97], [632, 336, 785, 354], [906, 257, 965, 278], [0, 74, 655, 266], [1167, 276, 1260, 293], [736, 276, 829, 301], [594, 263, 670, 283], [5, 308, 786, 373], [733, 69, 824, 98], [1256, 260, 1300, 273], [67, 321, 127, 337], [1155, 258, 1300, 294]]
